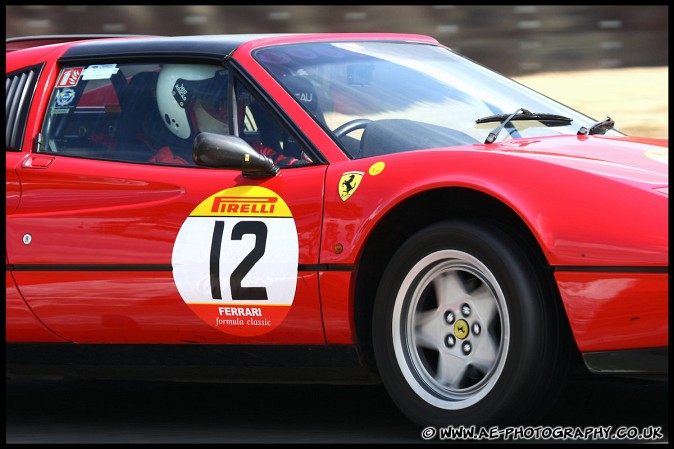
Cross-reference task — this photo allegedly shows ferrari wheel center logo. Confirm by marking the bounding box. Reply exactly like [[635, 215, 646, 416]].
[[454, 319, 470, 340]]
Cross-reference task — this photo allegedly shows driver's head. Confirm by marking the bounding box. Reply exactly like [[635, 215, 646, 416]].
[[156, 64, 229, 140]]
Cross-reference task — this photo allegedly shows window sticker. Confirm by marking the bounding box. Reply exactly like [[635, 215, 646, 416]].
[[172, 186, 299, 337], [82, 64, 119, 80], [55, 88, 76, 106], [55, 67, 84, 87]]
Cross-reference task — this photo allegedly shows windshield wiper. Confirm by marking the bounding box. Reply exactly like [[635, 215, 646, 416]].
[[577, 116, 614, 135], [476, 108, 573, 144]]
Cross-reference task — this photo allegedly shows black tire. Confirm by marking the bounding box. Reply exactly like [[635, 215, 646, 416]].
[[372, 220, 570, 427]]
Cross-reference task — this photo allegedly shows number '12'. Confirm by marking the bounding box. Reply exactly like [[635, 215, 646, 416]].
[[210, 220, 268, 301]]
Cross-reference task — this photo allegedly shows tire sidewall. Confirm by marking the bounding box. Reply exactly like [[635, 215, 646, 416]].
[[372, 220, 553, 427]]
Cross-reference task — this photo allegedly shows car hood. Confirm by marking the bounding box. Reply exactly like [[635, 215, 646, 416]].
[[482, 134, 668, 184]]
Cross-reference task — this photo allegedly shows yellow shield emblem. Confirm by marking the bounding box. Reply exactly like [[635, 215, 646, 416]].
[[339, 171, 364, 201]]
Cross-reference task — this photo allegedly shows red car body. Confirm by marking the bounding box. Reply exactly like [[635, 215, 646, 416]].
[[6, 33, 667, 426]]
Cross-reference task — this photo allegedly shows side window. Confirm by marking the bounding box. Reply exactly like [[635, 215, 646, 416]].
[[38, 63, 230, 166], [234, 80, 313, 168], [6, 64, 43, 151], [39, 65, 124, 159]]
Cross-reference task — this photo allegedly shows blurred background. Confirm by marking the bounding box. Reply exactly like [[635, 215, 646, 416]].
[[6, 5, 668, 137], [5, 5, 668, 75]]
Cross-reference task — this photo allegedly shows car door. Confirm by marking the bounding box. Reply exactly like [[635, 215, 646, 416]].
[[6, 61, 328, 344]]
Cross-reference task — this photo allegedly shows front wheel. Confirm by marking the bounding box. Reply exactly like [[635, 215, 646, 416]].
[[372, 220, 570, 427]]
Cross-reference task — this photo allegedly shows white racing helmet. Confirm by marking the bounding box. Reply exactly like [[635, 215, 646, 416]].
[[156, 64, 228, 140]]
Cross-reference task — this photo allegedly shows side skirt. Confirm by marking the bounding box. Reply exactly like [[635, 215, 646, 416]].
[[6, 343, 381, 385]]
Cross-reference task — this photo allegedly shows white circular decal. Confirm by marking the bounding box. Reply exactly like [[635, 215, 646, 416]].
[[172, 186, 298, 336]]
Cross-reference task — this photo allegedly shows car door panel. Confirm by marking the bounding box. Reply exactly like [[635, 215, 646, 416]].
[[10, 271, 324, 344], [7, 156, 328, 344]]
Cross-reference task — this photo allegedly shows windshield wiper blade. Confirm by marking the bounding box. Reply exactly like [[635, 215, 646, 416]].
[[476, 108, 573, 144], [577, 116, 614, 135]]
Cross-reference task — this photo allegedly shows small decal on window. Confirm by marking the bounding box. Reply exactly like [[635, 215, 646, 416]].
[[82, 64, 119, 80], [56, 67, 84, 87], [55, 88, 76, 106]]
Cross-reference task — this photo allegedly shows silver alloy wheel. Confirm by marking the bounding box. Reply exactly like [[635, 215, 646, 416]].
[[391, 249, 510, 409]]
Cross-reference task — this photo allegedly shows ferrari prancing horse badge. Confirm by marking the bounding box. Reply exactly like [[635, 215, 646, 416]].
[[339, 171, 363, 201]]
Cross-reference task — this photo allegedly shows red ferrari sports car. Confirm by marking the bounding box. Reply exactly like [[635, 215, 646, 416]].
[[6, 33, 668, 427]]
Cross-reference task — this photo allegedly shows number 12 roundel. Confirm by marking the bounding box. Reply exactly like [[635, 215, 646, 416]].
[[172, 186, 299, 336]]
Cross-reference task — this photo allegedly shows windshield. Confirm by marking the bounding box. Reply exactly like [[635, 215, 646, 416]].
[[254, 41, 624, 159]]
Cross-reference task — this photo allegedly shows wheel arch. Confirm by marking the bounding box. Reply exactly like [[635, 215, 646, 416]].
[[352, 187, 577, 370]]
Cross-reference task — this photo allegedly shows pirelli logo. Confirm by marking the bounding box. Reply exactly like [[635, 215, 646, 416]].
[[211, 196, 277, 214], [189, 187, 293, 217]]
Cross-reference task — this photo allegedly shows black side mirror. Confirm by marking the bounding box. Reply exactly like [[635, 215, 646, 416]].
[[193, 132, 279, 177]]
